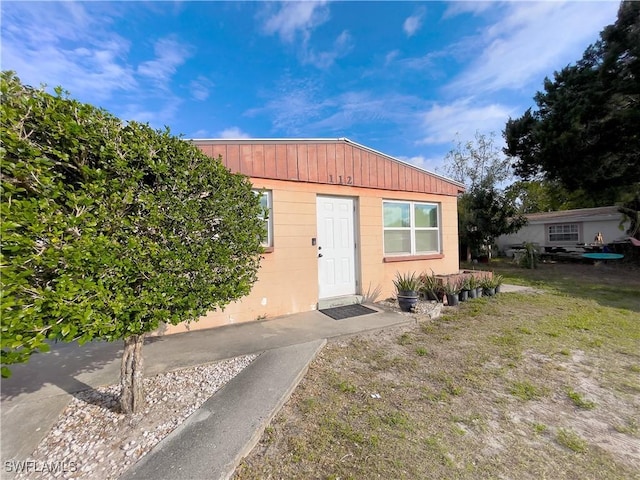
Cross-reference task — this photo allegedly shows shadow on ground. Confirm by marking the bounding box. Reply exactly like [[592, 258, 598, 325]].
[[1, 339, 123, 402]]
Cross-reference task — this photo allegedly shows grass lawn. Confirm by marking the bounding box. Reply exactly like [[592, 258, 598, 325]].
[[234, 261, 640, 480]]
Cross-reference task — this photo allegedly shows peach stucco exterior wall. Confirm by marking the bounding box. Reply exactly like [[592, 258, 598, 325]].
[[164, 178, 459, 334]]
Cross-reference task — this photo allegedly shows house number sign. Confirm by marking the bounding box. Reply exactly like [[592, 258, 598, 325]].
[[328, 175, 353, 185]]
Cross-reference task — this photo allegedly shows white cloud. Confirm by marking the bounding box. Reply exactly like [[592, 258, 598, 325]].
[[403, 8, 425, 37], [310, 90, 421, 132], [0, 2, 137, 101], [397, 155, 442, 173], [137, 36, 194, 89], [246, 76, 333, 134], [190, 129, 211, 139], [261, 1, 329, 43], [248, 74, 425, 137], [385, 50, 400, 65], [218, 127, 250, 139], [259, 1, 349, 69], [119, 96, 183, 126], [443, 1, 492, 19], [447, 2, 619, 94], [190, 76, 214, 101], [302, 30, 353, 69], [418, 98, 515, 146]]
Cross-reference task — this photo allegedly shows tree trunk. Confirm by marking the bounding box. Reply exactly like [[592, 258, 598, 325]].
[[120, 334, 145, 414]]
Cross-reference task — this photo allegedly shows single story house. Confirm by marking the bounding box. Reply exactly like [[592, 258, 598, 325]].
[[165, 138, 465, 334], [496, 206, 629, 255]]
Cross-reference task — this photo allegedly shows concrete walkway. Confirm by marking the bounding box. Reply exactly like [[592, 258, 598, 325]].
[[1, 306, 415, 478], [122, 340, 326, 480]]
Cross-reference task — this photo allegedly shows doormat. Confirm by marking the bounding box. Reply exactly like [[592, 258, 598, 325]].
[[320, 304, 377, 320]]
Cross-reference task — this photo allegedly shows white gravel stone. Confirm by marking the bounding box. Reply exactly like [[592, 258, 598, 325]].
[[16, 354, 257, 480], [378, 298, 443, 319]]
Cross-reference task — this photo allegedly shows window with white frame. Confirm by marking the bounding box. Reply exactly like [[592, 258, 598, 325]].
[[548, 223, 579, 243], [254, 190, 273, 247], [383, 200, 440, 255]]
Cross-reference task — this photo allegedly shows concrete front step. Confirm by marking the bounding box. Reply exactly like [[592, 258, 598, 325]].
[[317, 295, 364, 310]]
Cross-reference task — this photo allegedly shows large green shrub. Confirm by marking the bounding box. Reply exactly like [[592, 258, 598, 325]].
[[1, 72, 265, 411]]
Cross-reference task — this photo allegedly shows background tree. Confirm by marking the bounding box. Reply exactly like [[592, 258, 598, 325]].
[[443, 131, 512, 190], [503, 180, 597, 214], [459, 187, 526, 260], [1, 72, 266, 413], [504, 1, 640, 206], [441, 132, 526, 261]]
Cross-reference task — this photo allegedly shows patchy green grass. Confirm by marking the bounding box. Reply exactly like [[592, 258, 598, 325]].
[[556, 428, 588, 453], [415, 346, 428, 356], [533, 422, 548, 434], [510, 380, 547, 401], [234, 263, 640, 480], [567, 389, 596, 410]]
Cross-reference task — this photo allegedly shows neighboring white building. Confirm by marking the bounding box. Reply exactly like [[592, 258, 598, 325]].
[[497, 206, 630, 254]]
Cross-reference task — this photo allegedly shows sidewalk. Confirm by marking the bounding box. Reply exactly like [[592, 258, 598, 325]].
[[1, 306, 415, 476]]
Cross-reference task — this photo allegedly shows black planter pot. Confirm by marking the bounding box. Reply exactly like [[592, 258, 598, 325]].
[[476, 287, 483, 298], [446, 293, 459, 306], [459, 290, 469, 302], [468, 288, 477, 299], [495, 285, 502, 294], [484, 287, 496, 297], [397, 290, 419, 312]]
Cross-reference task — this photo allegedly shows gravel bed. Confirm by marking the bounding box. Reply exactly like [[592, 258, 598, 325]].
[[376, 298, 443, 319], [17, 355, 257, 480]]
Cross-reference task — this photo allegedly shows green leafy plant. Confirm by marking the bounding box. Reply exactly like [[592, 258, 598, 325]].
[[480, 277, 497, 289], [519, 242, 539, 269], [419, 270, 440, 300], [442, 279, 462, 295], [393, 272, 420, 293], [360, 282, 383, 304], [0, 72, 265, 413]]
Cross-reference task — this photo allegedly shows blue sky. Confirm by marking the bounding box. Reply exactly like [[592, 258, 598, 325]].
[[1, 1, 620, 173]]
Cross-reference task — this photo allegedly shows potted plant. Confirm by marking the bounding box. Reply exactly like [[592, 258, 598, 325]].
[[442, 279, 461, 306], [419, 270, 440, 302], [467, 275, 478, 299], [394, 272, 420, 312], [481, 277, 496, 296], [494, 274, 504, 294], [459, 277, 471, 302]]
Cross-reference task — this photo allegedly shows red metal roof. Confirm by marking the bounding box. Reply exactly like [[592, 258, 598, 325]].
[[192, 138, 465, 196]]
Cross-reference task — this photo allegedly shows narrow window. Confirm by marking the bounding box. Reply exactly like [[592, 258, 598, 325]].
[[254, 190, 273, 247]]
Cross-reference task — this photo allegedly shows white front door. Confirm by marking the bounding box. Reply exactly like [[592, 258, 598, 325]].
[[317, 196, 357, 299]]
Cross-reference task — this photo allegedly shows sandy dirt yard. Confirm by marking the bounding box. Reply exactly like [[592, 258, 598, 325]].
[[234, 262, 640, 479]]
